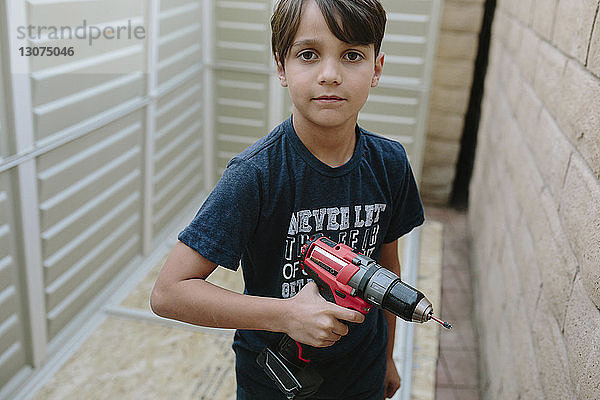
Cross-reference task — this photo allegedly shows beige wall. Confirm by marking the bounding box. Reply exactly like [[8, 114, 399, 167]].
[[421, 0, 486, 204], [469, 0, 600, 399]]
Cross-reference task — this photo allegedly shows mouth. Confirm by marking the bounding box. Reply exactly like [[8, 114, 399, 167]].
[[312, 95, 346, 102]]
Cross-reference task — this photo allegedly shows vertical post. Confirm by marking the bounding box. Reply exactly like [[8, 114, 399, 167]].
[[268, 0, 285, 129], [142, 0, 160, 255], [202, 0, 215, 189], [267, 68, 284, 131], [5, 0, 47, 367]]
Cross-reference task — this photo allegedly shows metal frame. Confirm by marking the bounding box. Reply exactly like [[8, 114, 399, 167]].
[[5, 0, 47, 369], [203, 0, 216, 188], [142, 0, 160, 255]]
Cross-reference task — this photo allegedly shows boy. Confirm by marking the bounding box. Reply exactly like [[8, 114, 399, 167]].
[[150, 0, 424, 399]]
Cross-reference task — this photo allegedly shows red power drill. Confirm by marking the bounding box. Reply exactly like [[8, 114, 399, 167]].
[[257, 233, 451, 399]]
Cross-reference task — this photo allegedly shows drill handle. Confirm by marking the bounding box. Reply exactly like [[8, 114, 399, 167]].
[[278, 334, 318, 365]]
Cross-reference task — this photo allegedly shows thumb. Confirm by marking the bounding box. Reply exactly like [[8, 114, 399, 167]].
[[330, 303, 366, 324]]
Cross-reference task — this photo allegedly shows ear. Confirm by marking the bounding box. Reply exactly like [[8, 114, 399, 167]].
[[275, 53, 288, 87], [371, 52, 385, 87]]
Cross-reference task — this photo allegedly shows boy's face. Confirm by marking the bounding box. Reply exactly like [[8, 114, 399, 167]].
[[277, 0, 384, 132]]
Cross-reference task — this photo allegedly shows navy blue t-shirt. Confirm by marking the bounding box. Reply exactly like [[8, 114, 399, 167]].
[[179, 116, 424, 399]]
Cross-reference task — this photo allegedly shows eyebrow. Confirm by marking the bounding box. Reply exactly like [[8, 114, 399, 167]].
[[290, 39, 320, 50], [291, 38, 371, 51]]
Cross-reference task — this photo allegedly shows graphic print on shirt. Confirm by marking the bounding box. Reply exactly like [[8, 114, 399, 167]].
[[281, 203, 386, 298]]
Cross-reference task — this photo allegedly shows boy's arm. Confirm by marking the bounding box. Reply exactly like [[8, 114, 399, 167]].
[[150, 241, 365, 347], [379, 240, 403, 398]]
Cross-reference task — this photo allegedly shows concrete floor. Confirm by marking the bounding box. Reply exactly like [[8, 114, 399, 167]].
[[426, 207, 481, 400], [24, 207, 478, 400]]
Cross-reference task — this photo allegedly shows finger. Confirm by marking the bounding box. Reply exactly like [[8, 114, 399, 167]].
[[315, 338, 337, 348], [332, 306, 365, 324], [331, 320, 349, 336]]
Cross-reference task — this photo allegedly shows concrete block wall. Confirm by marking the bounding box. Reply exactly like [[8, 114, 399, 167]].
[[421, 0, 486, 204], [469, 0, 600, 399]]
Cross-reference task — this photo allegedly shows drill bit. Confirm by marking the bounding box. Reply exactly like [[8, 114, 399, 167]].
[[429, 313, 452, 329]]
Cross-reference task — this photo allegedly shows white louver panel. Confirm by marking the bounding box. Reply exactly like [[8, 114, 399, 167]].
[[215, 0, 270, 66], [0, 173, 28, 391], [213, 0, 276, 177], [157, 0, 203, 89], [214, 70, 269, 175], [359, 0, 441, 179], [153, 81, 203, 235], [0, 25, 28, 392], [1, 0, 207, 395], [37, 112, 143, 338], [28, 0, 146, 144]]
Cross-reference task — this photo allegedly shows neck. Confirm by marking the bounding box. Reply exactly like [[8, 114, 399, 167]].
[[292, 114, 357, 168]]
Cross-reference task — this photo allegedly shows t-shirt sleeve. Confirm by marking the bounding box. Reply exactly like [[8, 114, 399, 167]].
[[384, 145, 425, 243], [178, 159, 261, 270]]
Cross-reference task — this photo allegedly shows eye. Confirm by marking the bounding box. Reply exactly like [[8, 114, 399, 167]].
[[344, 51, 364, 62], [298, 50, 317, 61]]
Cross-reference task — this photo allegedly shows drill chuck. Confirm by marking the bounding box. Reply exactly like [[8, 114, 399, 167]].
[[347, 252, 433, 324]]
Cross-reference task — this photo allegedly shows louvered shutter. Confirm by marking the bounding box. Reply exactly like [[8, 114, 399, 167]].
[[359, 0, 441, 179], [26, 0, 145, 341], [1, 0, 205, 391], [0, 44, 29, 391], [153, 0, 204, 236], [213, 0, 283, 177]]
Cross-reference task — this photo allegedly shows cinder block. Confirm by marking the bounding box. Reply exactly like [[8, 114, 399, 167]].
[[509, 0, 535, 26], [510, 218, 542, 317], [491, 8, 510, 46], [421, 165, 454, 189], [532, 39, 568, 117], [429, 86, 471, 115], [500, 11, 524, 57], [440, 1, 485, 33], [501, 111, 545, 213], [536, 187, 578, 326], [553, 0, 597, 64], [515, 26, 541, 85], [426, 110, 464, 141], [531, 294, 577, 400], [579, 346, 600, 400], [563, 275, 600, 398], [532, 0, 558, 41], [423, 139, 461, 166], [511, 299, 545, 399], [433, 58, 476, 88], [557, 60, 600, 178], [499, 231, 521, 314], [419, 185, 451, 205], [526, 108, 572, 199], [503, 58, 526, 118], [497, 322, 519, 400], [589, 19, 600, 78], [497, 173, 521, 239], [436, 31, 479, 60], [513, 81, 542, 150], [559, 153, 600, 309]]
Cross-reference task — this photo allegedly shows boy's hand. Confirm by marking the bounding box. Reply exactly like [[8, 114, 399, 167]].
[[384, 355, 401, 399], [284, 281, 365, 347]]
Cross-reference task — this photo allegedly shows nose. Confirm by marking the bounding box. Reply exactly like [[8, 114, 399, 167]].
[[318, 58, 342, 85]]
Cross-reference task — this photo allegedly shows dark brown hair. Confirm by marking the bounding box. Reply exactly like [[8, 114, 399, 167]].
[[271, 0, 387, 68]]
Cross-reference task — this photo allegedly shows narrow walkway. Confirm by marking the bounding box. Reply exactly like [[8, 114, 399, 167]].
[[426, 207, 481, 400]]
